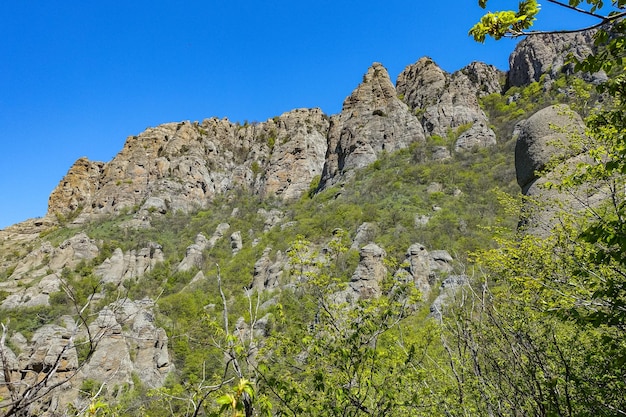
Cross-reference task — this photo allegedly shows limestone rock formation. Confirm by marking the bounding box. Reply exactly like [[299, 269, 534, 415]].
[[80, 299, 172, 389], [1, 233, 100, 309], [351, 222, 377, 250], [257, 108, 329, 200], [395, 244, 433, 300], [396, 58, 502, 140], [230, 231, 243, 255], [249, 248, 285, 291], [514, 104, 610, 235], [208, 223, 231, 247], [258, 208, 284, 232], [47, 157, 105, 218], [47, 109, 329, 222], [454, 121, 497, 152], [0, 299, 171, 415], [508, 29, 603, 88], [393, 245, 454, 301], [319, 63, 425, 188], [177, 233, 210, 272], [333, 243, 388, 303], [95, 243, 164, 285], [430, 275, 469, 321]]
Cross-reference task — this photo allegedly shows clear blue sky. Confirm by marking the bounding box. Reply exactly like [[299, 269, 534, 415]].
[[0, 1, 603, 229]]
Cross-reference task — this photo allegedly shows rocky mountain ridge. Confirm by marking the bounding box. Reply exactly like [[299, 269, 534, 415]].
[[0, 29, 600, 416], [43, 58, 504, 227]]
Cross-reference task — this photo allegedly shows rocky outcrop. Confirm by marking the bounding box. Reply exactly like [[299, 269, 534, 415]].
[[430, 275, 469, 321], [249, 248, 285, 291], [177, 233, 210, 272], [80, 299, 172, 388], [47, 109, 329, 221], [230, 231, 243, 255], [257, 109, 329, 200], [351, 222, 377, 250], [177, 223, 230, 272], [508, 29, 603, 88], [47, 158, 105, 217], [319, 63, 425, 188], [0, 273, 62, 309], [1, 233, 100, 309], [95, 243, 164, 285], [454, 121, 497, 152], [514, 105, 610, 235], [332, 243, 388, 303], [394, 244, 453, 300], [396, 58, 502, 144], [258, 208, 284, 232], [515, 104, 586, 194], [0, 299, 171, 415]]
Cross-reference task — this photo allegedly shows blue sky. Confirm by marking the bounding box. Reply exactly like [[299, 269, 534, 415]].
[[0, 1, 604, 229]]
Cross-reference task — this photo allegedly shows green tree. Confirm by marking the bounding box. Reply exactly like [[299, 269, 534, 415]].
[[449, 1, 626, 416], [256, 235, 436, 416]]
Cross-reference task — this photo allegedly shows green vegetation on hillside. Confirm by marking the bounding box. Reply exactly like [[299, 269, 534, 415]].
[[3, 2, 625, 412]]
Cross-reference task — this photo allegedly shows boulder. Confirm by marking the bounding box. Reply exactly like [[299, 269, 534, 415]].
[[515, 104, 586, 193]]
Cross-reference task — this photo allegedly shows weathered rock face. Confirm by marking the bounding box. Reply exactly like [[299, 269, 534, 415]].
[[258, 109, 329, 200], [394, 244, 453, 300], [0, 233, 100, 309], [333, 243, 388, 302], [515, 104, 586, 194], [508, 29, 603, 88], [396, 58, 502, 144], [47, 109, 329, 221], [249, 247, 285, 291], [47, 157, 105, 217], [319, 63, 425, 189], [177, 233, 210, 272], [80, 299, 172, 388], [351, 222, 377, 250], [95, 243, 164, 285], [454, 121, 497, 152], [514, 104, 610, 235], [0, 299, 171, 416]]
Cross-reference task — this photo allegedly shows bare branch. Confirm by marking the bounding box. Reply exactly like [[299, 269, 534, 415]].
[[545, 0, 611, 20]]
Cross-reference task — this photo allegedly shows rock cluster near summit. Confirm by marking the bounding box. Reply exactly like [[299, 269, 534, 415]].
[[45, 56, 511, 224]]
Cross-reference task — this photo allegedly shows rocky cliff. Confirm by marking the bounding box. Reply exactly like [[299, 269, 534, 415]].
[[46, 57, 510, 223], [47, 108, 330, 224]]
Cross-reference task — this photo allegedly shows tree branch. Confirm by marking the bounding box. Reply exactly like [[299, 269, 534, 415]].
[[545, 0, 610, 20], [507, 12, 626, 38]]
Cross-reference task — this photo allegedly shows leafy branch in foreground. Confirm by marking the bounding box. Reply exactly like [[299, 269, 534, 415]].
[[470, 0, 626, 42]]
